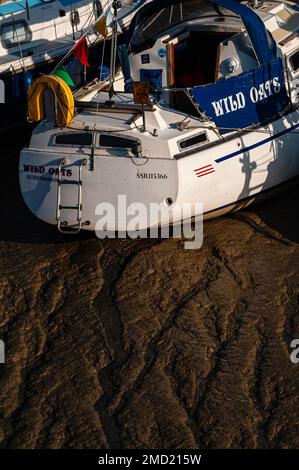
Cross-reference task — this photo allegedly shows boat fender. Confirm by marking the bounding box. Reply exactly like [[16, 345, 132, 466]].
[[27, 75, 75, 127], [12, 74, 21, 99], [23, 71, 34, 95]]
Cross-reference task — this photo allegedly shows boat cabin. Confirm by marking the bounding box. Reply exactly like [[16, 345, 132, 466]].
[[126, 0, 299, 113]]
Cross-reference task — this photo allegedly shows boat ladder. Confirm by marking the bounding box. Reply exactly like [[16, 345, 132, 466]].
[[56, 158, 88, 234]]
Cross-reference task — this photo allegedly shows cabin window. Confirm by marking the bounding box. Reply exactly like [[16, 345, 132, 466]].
[[55, 133, 92, 147], [290, 51, 299, 73], [54, 133, 140, 151], [178, 132, 208, 151], [1, 21, 32, 49], [99, 135, 139, 149]]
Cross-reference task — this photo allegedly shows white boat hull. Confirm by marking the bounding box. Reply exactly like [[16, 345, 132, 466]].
[[19, 107, 299, 231]]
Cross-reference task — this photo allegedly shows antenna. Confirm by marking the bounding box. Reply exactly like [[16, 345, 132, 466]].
[[109, 0, 118, 101]]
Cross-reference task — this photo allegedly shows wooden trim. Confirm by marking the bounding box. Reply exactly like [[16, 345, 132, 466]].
[[167, 43, 175, 87]]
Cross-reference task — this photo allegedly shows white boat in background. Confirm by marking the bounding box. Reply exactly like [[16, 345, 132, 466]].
[[19, 0, 299, 233], [0, 0, 146, 129]]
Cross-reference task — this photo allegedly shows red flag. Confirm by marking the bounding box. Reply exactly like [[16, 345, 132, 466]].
[[72, 36, 90, 67]]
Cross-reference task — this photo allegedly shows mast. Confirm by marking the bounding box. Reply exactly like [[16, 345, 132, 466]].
[[109, 0, 118, 101]]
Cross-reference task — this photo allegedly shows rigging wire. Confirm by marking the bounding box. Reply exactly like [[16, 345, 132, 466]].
[[50, 0, 115, 74]]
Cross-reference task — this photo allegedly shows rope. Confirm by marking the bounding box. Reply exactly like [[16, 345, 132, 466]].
[[13, 17, 27, 72]]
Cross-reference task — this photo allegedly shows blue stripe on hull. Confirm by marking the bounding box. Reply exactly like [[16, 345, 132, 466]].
[[215, 121, 299, 164]]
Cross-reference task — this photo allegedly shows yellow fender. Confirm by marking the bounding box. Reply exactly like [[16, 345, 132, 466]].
[[27, 75, 75, 127]]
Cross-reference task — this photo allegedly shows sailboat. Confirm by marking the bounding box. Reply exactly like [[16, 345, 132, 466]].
[[19, 0, 299, 233], [0, 0, 146, 130]]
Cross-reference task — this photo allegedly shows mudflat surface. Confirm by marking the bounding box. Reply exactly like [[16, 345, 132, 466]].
[[0, 131, 298, 449]]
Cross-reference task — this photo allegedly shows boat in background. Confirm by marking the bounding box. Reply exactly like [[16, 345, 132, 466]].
[[0, 0, 146, 130], [19, 0, 299, 233]]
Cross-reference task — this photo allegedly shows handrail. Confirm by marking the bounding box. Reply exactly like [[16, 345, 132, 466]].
[[75, 100, 155, 113]]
